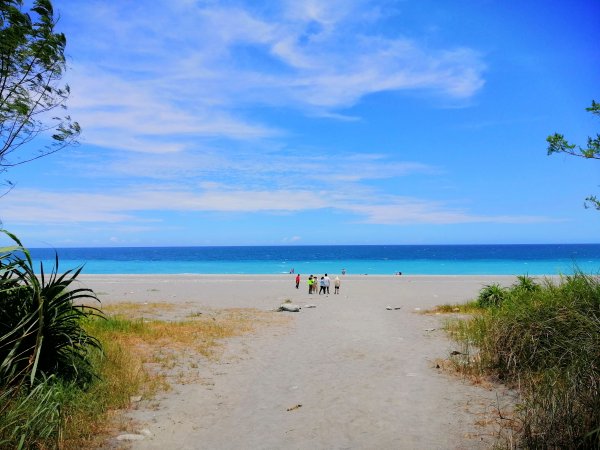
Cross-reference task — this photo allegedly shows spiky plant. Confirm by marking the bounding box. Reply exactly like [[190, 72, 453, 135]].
[[477, 283, 507, 308], [0, 230, 103, 388], [513, 274, 541, 293]]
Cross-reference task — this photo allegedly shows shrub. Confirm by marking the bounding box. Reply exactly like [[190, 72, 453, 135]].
[[451, 273, 600, 448], [0, 230, 103, 388], [512, 274, 540, 293], [476, 283, 507, 308]]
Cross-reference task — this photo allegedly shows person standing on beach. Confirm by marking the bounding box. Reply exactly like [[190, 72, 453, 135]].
[[334, 276, 340, 294], [324, 273, 330, 294], [295, 273, 300, 289], [319, 276, 326, 295], [308, 275, 314, 294]]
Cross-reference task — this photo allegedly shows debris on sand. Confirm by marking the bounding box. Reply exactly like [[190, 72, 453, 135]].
[[278, 303, 301, 312]]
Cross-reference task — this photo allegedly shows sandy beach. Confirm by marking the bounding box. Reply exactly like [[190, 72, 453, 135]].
[[79, 274, 517, 450]]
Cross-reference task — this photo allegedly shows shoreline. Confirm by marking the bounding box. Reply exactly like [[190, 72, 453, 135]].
[[79, 273, 544, 278], [77, 274, 554, 310]]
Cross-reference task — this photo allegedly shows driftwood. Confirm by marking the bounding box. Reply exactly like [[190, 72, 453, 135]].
[[278, 303, 301, 312]]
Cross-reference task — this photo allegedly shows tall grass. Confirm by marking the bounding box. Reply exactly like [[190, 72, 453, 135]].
[[0, 317, 164, 449], [0, 378, 61, 449], [0, 230, 279, 448], [0, 229, 107, 449], [1, 305, 274, 448], [56, 316, 167, 448], [447, 273, 600, 448]]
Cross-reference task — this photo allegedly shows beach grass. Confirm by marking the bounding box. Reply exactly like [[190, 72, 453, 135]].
[[443, 273, 600, 448], [97, 304, 269, 358], [0, 304, 276, 449], [424, 299, 481, 314]]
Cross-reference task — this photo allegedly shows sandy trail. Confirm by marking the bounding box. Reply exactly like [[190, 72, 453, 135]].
[[80, 275, 515, 450]]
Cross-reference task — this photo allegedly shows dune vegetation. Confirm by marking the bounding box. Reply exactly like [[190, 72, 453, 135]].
[[0, 231, 267, 449], [445, 274, 600, 449]]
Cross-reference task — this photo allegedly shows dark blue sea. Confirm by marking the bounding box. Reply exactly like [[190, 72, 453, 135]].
[[27, 244, 600, 275]]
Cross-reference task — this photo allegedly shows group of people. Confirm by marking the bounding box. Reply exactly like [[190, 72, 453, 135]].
[[295, 273, 340, 294]]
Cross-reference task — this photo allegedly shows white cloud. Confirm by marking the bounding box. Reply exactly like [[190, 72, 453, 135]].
[[59, 0, 486, 153], [344, 201, 556, 225], [1, 0, 501, 239], [2, 186, 554, 227], [66, 68, 278, 154], [59, 144, 435, 187]]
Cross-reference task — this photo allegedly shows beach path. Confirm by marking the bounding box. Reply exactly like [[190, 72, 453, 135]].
[[82, 275, 514, 450]]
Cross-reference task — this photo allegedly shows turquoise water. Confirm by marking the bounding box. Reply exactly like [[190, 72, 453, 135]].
[[26, 244, 600, 275]]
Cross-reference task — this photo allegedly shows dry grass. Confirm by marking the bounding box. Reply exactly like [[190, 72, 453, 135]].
[[59, 303, 285, 449], [59, 333, 168, 449], [101, 301, 178, 319], [422, 300, 482, 315], [100, 305, 276, 358], [433, 356, 492, 388]]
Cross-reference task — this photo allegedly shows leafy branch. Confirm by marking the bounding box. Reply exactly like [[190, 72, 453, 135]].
[[0, 0, 80, 172], [547, 100, 600, 210]]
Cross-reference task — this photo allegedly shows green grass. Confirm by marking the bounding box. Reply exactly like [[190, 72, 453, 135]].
[[0, 316, 164, 449], [0, 379, 61, 449], [445, 273, 600, 448], [0, 306, 277, 449], [425, 299, 481, 314], [0, 232, 280, 448]]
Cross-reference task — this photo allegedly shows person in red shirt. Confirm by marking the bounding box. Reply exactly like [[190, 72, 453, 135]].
[[295, 273, 300, 289]]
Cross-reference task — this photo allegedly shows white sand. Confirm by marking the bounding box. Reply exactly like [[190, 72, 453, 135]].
[[80, 274, 517, 449]]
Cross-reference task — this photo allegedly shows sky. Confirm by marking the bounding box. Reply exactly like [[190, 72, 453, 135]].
[[1, 0, 599, 247]]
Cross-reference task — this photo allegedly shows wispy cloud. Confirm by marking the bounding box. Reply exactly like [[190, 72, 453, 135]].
[[2, 185, 555, 227], [1, 0, 502, 243], [66, 68, 278, 154], [62, 0, 486, 153], [344, 200, 558, 225], [59, 144, 435, 186]]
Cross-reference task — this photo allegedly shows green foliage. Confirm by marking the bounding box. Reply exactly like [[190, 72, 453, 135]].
[[476, 283, 507, 308], [512, 274, 540, 293], [0, 0, 80, 170], [450, 273, 600, 448], [0, 229, 103, 388], [0, 376, 61, 449], [547, 100, 600, 210], [431, 300, 480, 314], [0, 313, 163, 449]]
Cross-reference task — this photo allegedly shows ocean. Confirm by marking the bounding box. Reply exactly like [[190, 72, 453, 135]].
[[26, 244, 600, 276]]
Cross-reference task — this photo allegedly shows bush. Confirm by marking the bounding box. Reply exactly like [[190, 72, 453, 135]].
[[476, 283, 507, 308], [0, 314, 165, 449], [512, 274, 540, 293], [0, 230, 103, 388], [453, 273, 600, 448]]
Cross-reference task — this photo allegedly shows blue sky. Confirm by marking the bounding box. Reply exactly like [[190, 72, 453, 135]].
[[1, 0, 599, 247]]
